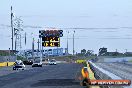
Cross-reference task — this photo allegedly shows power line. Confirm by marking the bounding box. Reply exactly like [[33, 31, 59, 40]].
[[0, 24, 42, 29], [2, 24, 132, 30]]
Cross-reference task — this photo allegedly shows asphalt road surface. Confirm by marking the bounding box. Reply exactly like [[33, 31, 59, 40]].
[[0, 65, 32, 76], [0, 63, 83, 88]]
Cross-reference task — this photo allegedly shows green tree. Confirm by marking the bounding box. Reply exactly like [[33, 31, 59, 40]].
[[81, 49, 86, 55], [99, 47, 107, 56], [86, 50, 94, 56]]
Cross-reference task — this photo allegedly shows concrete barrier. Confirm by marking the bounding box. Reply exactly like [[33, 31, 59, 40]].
[[88, 61, 124, 88], [0, 62, 15, 67], [0, 56, 16, 67]]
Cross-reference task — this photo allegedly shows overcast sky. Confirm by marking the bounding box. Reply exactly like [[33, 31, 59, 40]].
[[0, 0, 132, 54]]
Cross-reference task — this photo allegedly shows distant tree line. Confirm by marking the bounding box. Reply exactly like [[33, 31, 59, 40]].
[[98, 47, 132, 56], [0, 50, 15, 56], [76, 49, 96, 57]]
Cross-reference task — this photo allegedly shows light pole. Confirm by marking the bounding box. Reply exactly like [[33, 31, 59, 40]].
[[73, 30, 75, 55], [11, 6, 14, 51]]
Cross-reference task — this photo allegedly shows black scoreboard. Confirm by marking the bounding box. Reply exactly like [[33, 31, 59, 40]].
[[39, 30, 63, 38], [42, 37, 60, 41], [42, 42, 60, 47], [39, 30, 63, 47], [42, 37, 60, 47]]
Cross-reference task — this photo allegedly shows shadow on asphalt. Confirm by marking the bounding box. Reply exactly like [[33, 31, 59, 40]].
[[30, 79, 80, 87]]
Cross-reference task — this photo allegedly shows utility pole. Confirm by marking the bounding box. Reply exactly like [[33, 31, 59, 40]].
[[67, 31, 69, 55], [37, 39, 40, 52], [37, 39, 40, 56], [25, 32, 26, 46], [32, 38, 35, 61], [24, 32, 27, 59], [73, 30, 75, 55], [125, 49, 127, 53], [20, 34, 22, 50], [14, 28, 16, 51], [116, 49, 118, 52], [11, 6, 14, 52]]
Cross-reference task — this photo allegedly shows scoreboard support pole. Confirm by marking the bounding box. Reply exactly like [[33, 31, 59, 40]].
[[42, 43, 43, 59], [39, 37, 41, 58], [57, 46, 58, 56], [40, 37, 42, 59]]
